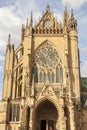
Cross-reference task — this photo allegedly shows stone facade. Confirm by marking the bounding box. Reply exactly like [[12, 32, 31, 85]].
[[0, 5, 86, 130]]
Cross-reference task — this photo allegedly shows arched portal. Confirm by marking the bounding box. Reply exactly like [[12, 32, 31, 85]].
[[33, 99, 58, 130]]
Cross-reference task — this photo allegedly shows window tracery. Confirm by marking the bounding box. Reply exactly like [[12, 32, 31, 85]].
[[34, 42, 63, 84], [35, 42, 59, 68]]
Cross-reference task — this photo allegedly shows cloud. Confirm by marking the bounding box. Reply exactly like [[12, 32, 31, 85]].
[[62, 0, 87, 9], [0, 6, 22, 51], [0, 65, 3, 72], [81, 61, 87, 77], [0, 55, 5, 62], [0, 90, 2, 100], [80, 47, 87, 56]]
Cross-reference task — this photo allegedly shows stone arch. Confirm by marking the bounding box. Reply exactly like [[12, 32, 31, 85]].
[[35, 97, 59, 111], [33, 98, 59, 130]]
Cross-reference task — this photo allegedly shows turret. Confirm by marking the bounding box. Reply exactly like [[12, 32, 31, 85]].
[[68, 10, 80, 100], [68, 9, 77, 32], [2, 34, 14, 99]]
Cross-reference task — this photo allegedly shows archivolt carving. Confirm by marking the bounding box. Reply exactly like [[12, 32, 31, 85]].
[[35, 97, 59, 111]]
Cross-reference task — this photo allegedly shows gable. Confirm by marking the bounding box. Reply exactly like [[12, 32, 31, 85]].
[[33, 6, 63, 34], [37, 79, 58, 101]]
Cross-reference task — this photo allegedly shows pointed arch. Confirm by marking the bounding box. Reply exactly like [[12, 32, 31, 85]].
[[33, 98, 58, 130]]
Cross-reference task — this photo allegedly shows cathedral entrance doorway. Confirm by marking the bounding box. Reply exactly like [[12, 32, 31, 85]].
[[40, 119, 54, 130], [41, 120, 46, 130], [33, 99, 58, 130]]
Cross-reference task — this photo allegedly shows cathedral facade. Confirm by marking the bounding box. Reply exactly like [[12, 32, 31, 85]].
[[0, 5, 87, 130]]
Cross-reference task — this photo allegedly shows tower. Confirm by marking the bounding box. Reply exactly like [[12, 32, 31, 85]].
[[0, 5, 85, 130]]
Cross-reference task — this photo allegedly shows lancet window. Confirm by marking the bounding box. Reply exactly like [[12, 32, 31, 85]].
[[9, 104, 20, 122]]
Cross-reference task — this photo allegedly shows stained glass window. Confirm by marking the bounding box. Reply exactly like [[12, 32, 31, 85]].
[[34, 66, 38, 83], [43, 72, 46, 82], [39, 71, 43, 83], [56, 67, 60, 83], [48, 71, 50, 83], [52, 72, 54, 83], [60, 67, 63, 83]]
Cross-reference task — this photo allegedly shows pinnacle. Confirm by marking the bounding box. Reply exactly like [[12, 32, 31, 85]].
[[46, 4, 50, 12], [8, 34, 11, 45]]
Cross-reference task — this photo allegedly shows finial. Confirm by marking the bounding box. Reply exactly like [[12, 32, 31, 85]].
[[22, 24, 24, 30], [64, 6, 67, 13], [30, 12, 33, 26], [26, 18, 28, 28], [8, 34, 11, 45], [71, 9, 74, 20], [46, 5, 50, 11]]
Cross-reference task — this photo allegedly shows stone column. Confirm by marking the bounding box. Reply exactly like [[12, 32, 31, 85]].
[[69, 105, 76, 130], [61, 106, 66, 130], [46, 120, 48, 130], [29, 107, 33, 130]]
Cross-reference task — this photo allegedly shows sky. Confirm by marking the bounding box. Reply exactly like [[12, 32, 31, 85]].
[[0, 0, 87, 99]]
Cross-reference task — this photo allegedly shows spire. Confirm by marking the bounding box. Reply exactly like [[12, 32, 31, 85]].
[[26, 18, 28, 28], [30, 12, 33, 26], [46, 5, 50, 12], [21, 24, 25, 41], [64, 6, 67, 13], [63, 6, 68, 26], [29, 12, 33, 35], [8, 34, 11, 45], [71, 9, 74, 20]]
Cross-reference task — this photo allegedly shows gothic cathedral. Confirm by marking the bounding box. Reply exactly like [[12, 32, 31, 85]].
[[0, 5, 87, 130]]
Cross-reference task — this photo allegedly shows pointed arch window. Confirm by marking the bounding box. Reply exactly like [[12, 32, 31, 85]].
[[56, 67, 60, 83], [39, 71, 43, 83], [43, 72, 46, 82], [34, 66, 38, 83], [50, 71, 54, 83], [48, 71, 50, 83], [13, 105, 16, 121], [18, 84, 22, 97], [10, 104, 20, 122], [60, 67, 63, 83]]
